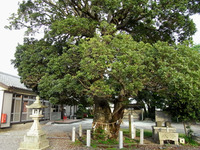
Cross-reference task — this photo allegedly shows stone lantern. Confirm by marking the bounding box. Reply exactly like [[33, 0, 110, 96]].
[[18, 96, 49, 150]]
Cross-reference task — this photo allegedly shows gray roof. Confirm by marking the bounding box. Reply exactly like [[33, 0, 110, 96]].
[[0, 71, 28, 90]]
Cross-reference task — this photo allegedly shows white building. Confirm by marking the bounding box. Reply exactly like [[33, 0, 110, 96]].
[[0, 72, 77, 128]]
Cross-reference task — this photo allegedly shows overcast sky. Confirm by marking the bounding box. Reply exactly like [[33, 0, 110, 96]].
[[0, 0, 200, 76]]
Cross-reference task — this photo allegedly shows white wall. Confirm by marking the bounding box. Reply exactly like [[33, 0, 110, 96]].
[[0, 90, 4, 127], [1, 92, 13, 128]]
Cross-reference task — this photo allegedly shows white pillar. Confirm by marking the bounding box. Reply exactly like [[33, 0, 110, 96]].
[[79, 124, 82, 137], [129, 114, 134, 137], [119, 131, 123, 149], [141, 108, 144, 121], [140, 129, 144, 144], [86, 130, 91, 147], [72, 127, 76, 142], [0, 91, 3, 124], [131, 124, 136, 139], [166, 126, 169, 132]]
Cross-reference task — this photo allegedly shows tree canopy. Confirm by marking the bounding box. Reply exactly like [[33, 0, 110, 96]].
[[192, 44, 200, 52], [7, 0, 199, 43], [8, 0, 200, 138]]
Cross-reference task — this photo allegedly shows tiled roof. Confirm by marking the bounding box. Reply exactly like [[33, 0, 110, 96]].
[[0, 71, 29, 90]]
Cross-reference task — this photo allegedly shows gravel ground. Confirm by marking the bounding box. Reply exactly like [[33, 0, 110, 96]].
[[0, 119, 199, 150]]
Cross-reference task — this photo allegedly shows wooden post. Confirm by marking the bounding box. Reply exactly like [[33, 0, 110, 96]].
[[140, 129, 144, 144], [86, 130, 91, 147], [72, 127, 76, 142], [119, 131, 123, 149]]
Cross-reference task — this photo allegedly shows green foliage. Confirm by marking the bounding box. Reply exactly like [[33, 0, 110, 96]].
[[94, 138, 118, 145], [76, 104, 87, 119], [72, 140, 83, 146], [93, 127, 106, 140], [179, 133, 200, 146], [186, 125, 194, 139], [75, 34, 146, 98], [184, 136, 200, 146], [7, 0, 199, 43], [8, 0, 200, 135], [121, 128, 152, 138], [124, 137, 136, 144], [192, 44, 200, 52], [135, 42, 200, 122]]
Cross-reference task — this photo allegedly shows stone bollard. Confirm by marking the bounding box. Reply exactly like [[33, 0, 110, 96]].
[[72, 127, 76, 142], [87, 130, 91, 147], [129, 114, 132, 134], [119, 131, 123, 149], [131, 124, 136, 139], [166, 126, 169, 132], [79, 124, 82, 137], [129, 114, 134, 137], [141, 108, 144, 121], [140, 129, 144, 144]]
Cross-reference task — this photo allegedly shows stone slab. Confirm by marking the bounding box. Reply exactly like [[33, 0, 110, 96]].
[[159, 132, 179, 145], [155, 111, 171, 122], [152, 126, 176, 141]]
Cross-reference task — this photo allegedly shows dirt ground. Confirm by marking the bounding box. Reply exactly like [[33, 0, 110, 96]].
[[1, 120, 200, 150]]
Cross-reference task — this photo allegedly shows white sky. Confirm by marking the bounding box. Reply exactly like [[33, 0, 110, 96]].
[[0, 1, 200, 76]]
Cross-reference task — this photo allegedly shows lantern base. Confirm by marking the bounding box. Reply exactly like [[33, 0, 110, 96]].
[[18, 132, 49, 150]]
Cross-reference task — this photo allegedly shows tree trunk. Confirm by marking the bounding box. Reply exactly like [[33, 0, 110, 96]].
[[92, 96, 124, 140], [60, 104, 64, 120], [183, 122, 187, 135]]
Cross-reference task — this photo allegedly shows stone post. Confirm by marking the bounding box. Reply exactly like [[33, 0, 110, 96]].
[[72, 127, 76, 142], [79, 124, 82, 137], [87, 130, 91, 147], [140, 129, 144, 144], [131, 124, 136, 139], [141, 108, 144, 121], [166, 126, 169, 132], [119, 131, 123, 149], [129, 114, 133, 137]]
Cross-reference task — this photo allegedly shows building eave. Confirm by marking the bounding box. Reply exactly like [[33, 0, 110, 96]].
[[0, 83, 9, 91], [7, 86, 36, 96]]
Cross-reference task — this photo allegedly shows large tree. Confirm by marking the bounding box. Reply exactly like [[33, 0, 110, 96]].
[[9, 0, 200, 139]]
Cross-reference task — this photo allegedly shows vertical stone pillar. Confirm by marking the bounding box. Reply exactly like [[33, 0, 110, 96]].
[[129, 114, 134, 137], [119, 131, 123, 149], [131, 124, 136, 139], [79, 124, 82, 137], [166, 126, 169, 132], [141, 108, 144, 121], [87, 130, 91, 147], [140, 129, 144, 144], [72, 127, 76, 142]]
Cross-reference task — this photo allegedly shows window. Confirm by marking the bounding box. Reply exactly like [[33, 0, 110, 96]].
[[11, 94, 22, 122]]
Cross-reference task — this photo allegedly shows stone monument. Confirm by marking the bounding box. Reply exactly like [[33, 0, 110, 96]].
[[152, 111, 178, 145], [18, 96, 49, 150]]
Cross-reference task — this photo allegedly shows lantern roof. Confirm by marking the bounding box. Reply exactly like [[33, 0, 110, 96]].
[[26, 96, 47, 109]]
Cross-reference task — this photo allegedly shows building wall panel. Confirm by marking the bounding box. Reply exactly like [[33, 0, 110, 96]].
[[1, 92, 13, 128]]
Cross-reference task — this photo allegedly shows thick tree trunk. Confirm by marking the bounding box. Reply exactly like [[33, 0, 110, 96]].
[[92, 96, 124, 140]]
